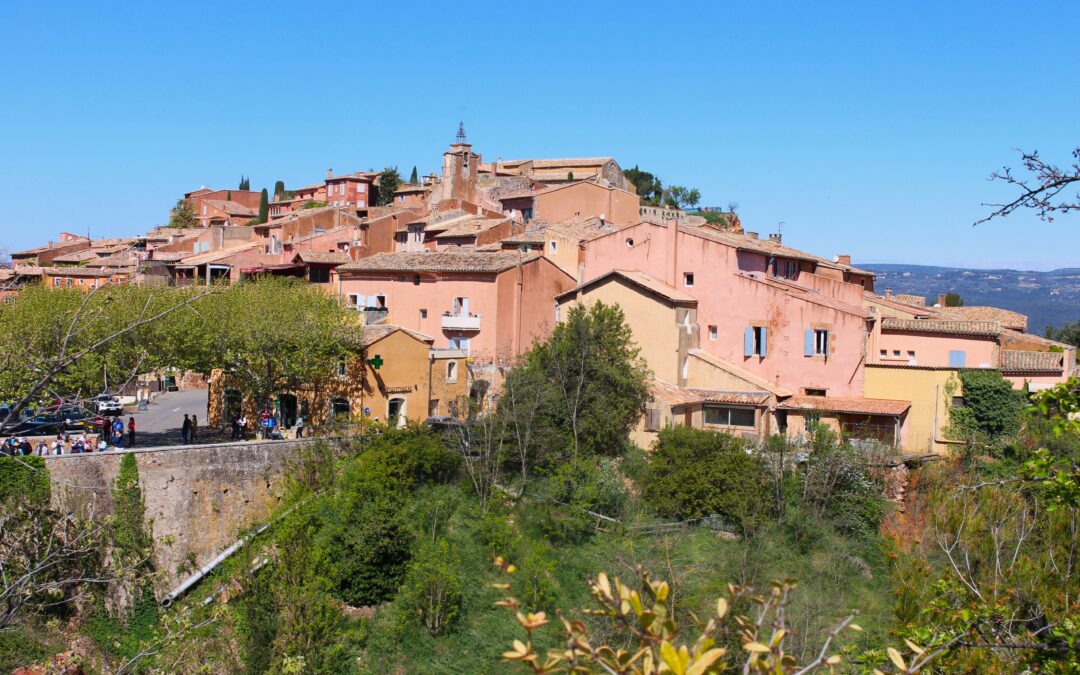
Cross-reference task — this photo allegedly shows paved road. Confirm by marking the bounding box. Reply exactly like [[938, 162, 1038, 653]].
[[129, 388, 226, 447]]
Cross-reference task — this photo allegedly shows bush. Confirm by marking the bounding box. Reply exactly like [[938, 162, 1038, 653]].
[[801, 427, 884, 540], [510, 542, 556, 612], [0, 456, 49, 504], [951, 370, 1025, 444], [341, 427, 459, 508], [642, 426, 768, 532], [398, 538, 463, 636], [319, 499, 413, 607]]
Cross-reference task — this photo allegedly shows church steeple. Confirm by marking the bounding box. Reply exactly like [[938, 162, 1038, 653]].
[[456, 120, 467, 144]]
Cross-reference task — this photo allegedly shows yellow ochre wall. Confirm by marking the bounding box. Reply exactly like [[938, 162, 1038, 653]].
[[864, 366, 958, 455]]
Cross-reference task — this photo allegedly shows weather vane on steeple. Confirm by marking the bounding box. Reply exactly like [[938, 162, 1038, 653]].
[[456, 106, 467, 144]]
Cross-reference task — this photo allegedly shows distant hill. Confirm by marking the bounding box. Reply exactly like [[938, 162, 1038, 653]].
[[862, 264, 1080, 335]]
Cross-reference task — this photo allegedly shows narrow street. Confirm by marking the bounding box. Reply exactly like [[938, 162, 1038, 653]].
[[127, 388, 225, 447]]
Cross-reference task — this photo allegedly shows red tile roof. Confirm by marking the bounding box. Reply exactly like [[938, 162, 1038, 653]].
[[939, 306, 1028, 331], [338, 251, 540, 274], [778, 396, 910, 416], [881, 317, 1000, 337], [1000, 350, 1065, 373]]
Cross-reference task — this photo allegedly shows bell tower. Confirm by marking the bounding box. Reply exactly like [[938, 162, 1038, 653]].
[[441, 121, 480, 204]]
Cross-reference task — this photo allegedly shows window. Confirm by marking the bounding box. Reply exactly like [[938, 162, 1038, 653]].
[[804, 329, 830, 356], [54, 277, 61, 287], [879, 349, 887, 359], [948, 350, 967, 368], [704, 406, 756, 428], [347, 294, 359, 308], [357, 200, 365, 208], [446, 361, 458, 383], [329, 397, 351, 422], [308, 267, 330, 283], [907, 350, 916, 364], [555, 302, 561, 323], [644, 408, 662, 432], [771, 258, 798, 279], [805, 388, 827, 397], [66, 278, 72, 286], [803, 412, 821, 434], [708, 325, 717, 341], [449, 337, 470, 351], [744, 326, 767, 357], [549, 240, 558, 253], [358, 183, 366, 193], [420, 309, 428, 319], [893, 350, 901, 359], [413, 275, 421, 285], [951, 396, 965, 408], [336, 360, 347, 377], [683, 273, 694, 287]]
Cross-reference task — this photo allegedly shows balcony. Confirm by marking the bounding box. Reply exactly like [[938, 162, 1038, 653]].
[[361, 307, 389, 325], [441, 312, 481, 331]]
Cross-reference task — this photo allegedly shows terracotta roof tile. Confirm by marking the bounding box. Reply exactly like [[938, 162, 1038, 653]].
[[295, 251, 352, 265], [677, 224, 873, 275], [881, 317, 1000, 337], [360, 324, 435, 347], [202, 199, 258, 216], [939, 306, 1028, 331], [778, 395, 910, 416], [892, 293, 926, 307], [1000, 350, 1065, 373], [338, 251, 539, 274]]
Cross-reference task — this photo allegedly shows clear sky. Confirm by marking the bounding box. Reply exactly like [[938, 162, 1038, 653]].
[[0, 1, 1077, 270]]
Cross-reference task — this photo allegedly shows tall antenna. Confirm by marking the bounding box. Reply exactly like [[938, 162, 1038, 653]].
[[456, 106, 467, 143]]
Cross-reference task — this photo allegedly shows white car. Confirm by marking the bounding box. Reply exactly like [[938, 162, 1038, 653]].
[[93, 395, 123, 416]]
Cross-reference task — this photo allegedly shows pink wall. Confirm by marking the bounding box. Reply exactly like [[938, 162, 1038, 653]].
[[583, 222, 869, 397], [874, 331, 997, 368], [339, 258, 574, 364]]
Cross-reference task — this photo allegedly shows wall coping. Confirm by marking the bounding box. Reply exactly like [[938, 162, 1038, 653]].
[[41, 436, 342, 461]]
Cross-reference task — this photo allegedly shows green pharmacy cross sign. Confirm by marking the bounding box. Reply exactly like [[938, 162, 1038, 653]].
[[367, 354, 384, 370]]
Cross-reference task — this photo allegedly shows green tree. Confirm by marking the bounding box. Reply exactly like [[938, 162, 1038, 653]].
[[942, 292, 964, 307], [256, 188, 269, 224], [949, 370, 1024, 442], [238, 175, 250, 191], [642, 426, 768, 532], [1046, 319, 1080, 347], [623, 165, 663, 205], [176, 277, 364, 413], [167, 198, 198, 228], [273, 180, 285, 200], [226, 190, 232, 201], [663, 185, 701, 209], [503, 301, 650, 465], [567, 171, 574, 181], [376, 167, 402, 206], [409, 166, 418, 184]]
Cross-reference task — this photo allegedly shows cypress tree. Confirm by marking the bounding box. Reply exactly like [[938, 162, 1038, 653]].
[[226, 191, 232, 201], [257, 188, 269, 223], [274, 180, 285, 199], [409, 166, 418, 184]]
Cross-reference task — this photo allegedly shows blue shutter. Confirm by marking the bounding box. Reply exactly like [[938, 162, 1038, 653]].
[[804, 329, 814, 357], [949, 350, 966, 368], [760, 327, 768, 357], [744, 327, 754, 357], [825, 330, 831, 354]]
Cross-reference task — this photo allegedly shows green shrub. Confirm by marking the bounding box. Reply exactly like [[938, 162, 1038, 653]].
[[642, 426, 768, 532], [320, 499, 412, 606], [0, 455, 49, 504], [951, 370, 1025, 443], [341, 427, 459, 508], [477, 507, 521, 556], [398, 538, 463, 636], [510, 542, 556, 612]]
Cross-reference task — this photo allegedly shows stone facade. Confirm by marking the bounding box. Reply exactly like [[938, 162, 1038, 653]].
[[45, 439, 334, 592]]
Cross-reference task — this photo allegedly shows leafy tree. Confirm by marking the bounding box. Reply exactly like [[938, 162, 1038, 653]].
[[273, 180, 285, 200], [1045, 319, 1080, 347], [398, 537, 463, 635], [376, 167, 402, 206], [173, 277, 364, 413], [503, 301, 650, 466], [409, 166, 418, 184], [663, 185, 701, 210], [623, 165, 663, 205], [642, 426, 768, 533], [167, 198, 198, 228], [942, 292, 963, 307], [255, 188, 269, 224]]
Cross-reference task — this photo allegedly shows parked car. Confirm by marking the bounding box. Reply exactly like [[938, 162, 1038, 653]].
[[6, 406, 89, 436], [92, 394, 123, 416]]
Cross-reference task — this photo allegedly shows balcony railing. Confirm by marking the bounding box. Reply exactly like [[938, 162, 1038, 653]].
[[441, 313, 481, 331], [362, 308, 389, 325]]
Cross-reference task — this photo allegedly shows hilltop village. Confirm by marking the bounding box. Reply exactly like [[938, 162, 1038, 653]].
[[5, 127, 1075, 454]]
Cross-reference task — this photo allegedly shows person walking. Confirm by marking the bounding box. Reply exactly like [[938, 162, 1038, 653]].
[[230, 414, 240, 440], [190, 415, 199, 443], [295, 414, 305, 439], [127, 417, 136, 448], [181, 414, 191, 444], [238, 413, 248, 441]]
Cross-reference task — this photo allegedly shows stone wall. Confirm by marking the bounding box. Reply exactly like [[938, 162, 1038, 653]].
[[44, 438, 336, 593]]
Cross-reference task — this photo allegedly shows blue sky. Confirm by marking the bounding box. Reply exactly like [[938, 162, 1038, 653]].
[[0, 1, 1077, 269]]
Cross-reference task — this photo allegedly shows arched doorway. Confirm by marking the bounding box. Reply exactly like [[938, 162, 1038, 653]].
[[387, 397, 406, 428], [223, 389, 242, 422], [329, 397, 351, 423]]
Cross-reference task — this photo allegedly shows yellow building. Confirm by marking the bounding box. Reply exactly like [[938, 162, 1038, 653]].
[[208, 325, 469, 430], [864, 365, 959, 455]]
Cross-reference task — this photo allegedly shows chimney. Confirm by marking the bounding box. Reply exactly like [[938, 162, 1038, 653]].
[[836, 254, 851, 265], [885, 288, 892, 299], [768, 233, 782, 243], [746, 231, 759, 239], [326, 168, 333, 179], [937, 293, 947, 307]]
